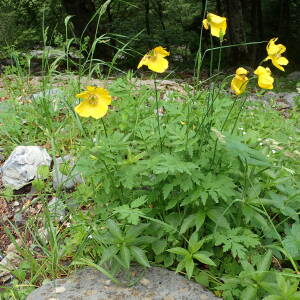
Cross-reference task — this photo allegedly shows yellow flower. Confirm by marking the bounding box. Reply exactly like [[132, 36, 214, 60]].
[[74, 86, 112, 119], [230, 67, 249, 95], [264, 38, 289, 71], [254, 66, 274, 90], [203, 13, 227, 39], [137, 46, 170, 73]]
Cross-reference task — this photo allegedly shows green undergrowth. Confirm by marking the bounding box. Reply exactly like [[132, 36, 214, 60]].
[[0, 72, 300, 300]]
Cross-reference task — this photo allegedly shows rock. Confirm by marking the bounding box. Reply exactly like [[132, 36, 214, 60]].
[[48, 197, 66, 222], [26, 267, 221, 300], [287, 71, 300, 81], [1, 146, 51, 190], [0, 251, 21, 284], [52, 155, 83, 190], [14, 212, 24, 226], [31, 88, 64, 100]]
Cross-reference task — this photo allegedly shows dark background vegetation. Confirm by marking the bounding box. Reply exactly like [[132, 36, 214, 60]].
[[0, 0, 299, 73]]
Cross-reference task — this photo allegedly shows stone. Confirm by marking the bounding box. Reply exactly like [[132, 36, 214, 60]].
[[26, 267, 221, 300], [287, 71, 300, 81], [0, 251, 21, 284], [1, 146, 51, 190], [52, 155, 83, 190], [13, 212, 24, 226], [48, 197, 66, 222]]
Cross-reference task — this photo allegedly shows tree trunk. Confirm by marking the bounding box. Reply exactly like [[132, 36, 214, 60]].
[[222, 0, 248, 65], [248, 0, 264, 65], [278, 0, 290, 42], [62, 0, 96, 38], [62, 0, 113, 61]]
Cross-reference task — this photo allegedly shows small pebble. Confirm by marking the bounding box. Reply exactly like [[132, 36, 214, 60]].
[[140, 277, 150, 287], [54, 286, 66, 293], [13, 201, 20, 207]]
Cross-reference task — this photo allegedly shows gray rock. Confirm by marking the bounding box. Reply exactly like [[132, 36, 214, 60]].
[[247, 91, 298, 108], [26, 266, 221, 300], [0, 154, 4, 161], [52, 155, 83, 190], [48, 197, 66, 222], [13, 212, 24, 226], [1, 146, 51, 190], [31, 88, 64, 100], [287, 71, 300, 81]]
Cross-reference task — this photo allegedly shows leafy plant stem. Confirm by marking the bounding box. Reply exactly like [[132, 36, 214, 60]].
[[154, 76, 163, 152]]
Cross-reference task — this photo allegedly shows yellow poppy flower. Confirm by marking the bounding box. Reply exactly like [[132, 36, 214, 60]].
[[137, 46, 170, 73], [254, 66, 274, 90], [74, 86, 112, 119], [230, 67, 249, 95], [264, 38, 289, 71], [203, 13, 227, 39]]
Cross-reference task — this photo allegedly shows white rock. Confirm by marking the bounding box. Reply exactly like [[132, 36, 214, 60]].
[[1, 146, 51, 190], [52, 155, 83, 190]]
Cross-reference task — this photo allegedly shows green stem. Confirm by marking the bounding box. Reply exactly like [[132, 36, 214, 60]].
[[154, 76, 163, 152], [231, 94, 248, 134], [217, 40, 222, 73], [209, 35, 214, 77], [101, 118, 108, 138], [194, 0, 208, 84]]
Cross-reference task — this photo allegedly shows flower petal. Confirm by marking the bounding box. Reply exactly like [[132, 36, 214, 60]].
[[231, 75, 248, 95], [236, 67, 248, 76], [147, 55, 169, 73], [94, 88, 112, 105], [138, 55, 149, 69], [203, 19, 209, 30], [153, 46, 170, 57]]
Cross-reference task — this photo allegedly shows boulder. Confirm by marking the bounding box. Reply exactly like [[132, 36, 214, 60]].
[[26, 266, 221, 300], [1, 146, 51, 190]]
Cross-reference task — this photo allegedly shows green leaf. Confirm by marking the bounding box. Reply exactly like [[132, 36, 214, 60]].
[[129, 246, 150, 267], [175, 259, 186, 273], [106, 219, 123, 241], [152, 239, 167, 255], [168, 247, 189, 256], [37, 165, 50, 179], [100, 245, 119, 265], [240, 286, 257, 300], [125, 223, 149, 241], [207, 208, 230, 229], [257, 250, 273, 273], [185, 257, 195, 279], [193, 252, 216, 266], [180, 211, 205, 234], [195, 271, 209, 287], [163, 183, 174, 199], [32, 179, 45, 192], [120, 245, 131, 269], [131, 196, 147, 208]]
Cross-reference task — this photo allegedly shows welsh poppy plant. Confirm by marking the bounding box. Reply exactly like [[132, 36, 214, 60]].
[[230, 67, 249, 95], [74, 86, 112, 119], [137, 46, 170, 73], [203, 13, 227, 39], [254, 66, 274, 90], [264, 38, 288, 71]]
